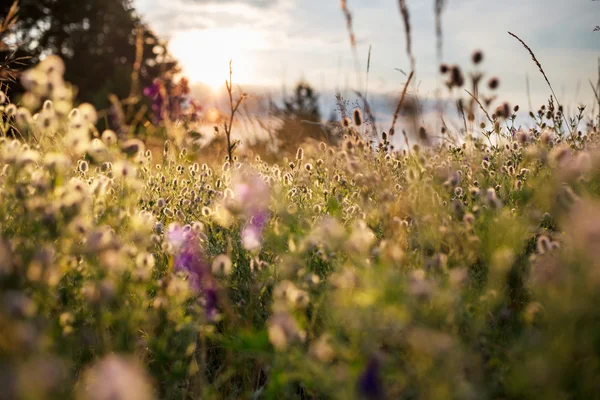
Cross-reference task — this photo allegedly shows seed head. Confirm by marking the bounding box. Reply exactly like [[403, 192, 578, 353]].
[[488, 77, 500, 90], [472, 50, 484, 64], [352, 108, 363, 127]]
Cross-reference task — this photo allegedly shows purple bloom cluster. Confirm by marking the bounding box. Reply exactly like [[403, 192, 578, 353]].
[[169, 224, 218, 319], [232, 172, 271, 252], [143, 77, 202, 123], [241, 209, 269, 252], [357, 357, 383, 399], [143, 79, 165, 122]]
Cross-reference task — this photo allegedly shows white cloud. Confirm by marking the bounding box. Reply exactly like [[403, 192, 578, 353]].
[[135, 0, 600, 119]]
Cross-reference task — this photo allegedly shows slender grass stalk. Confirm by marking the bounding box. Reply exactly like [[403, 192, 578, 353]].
[[465, 89, 493, 125], [340, 0, 363, 89], [526, 73, 533, 113], [398, 0, 415, 71], [224, 60, 246, 161], [508, 31, 572, 135], [363, 45, 372, 136], [434, 0, 445, 63], [389, 70, 414, 137]]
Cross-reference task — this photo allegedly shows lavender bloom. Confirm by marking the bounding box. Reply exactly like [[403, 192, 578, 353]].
[[170, 224, 219, 319], [167, 223, 188, 252], [241, 209, 270, 252], [232, 172, 271, 252], [232, 174, 270, 217], [357, 357, 383, 400], [204, 286, 219, 321], [143, 79, 164, 122], [173, 245, 206, 292]]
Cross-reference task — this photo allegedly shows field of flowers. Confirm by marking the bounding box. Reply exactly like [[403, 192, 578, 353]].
[[1, 55, 600, 400]]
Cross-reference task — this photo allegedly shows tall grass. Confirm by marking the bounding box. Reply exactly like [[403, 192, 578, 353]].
[[0, 2, 600, 400]]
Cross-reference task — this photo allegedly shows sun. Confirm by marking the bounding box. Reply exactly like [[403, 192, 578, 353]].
[[169, 27, 265, 90]]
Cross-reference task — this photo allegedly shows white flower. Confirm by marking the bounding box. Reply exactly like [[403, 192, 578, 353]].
[[211, 254, 233, 277], [76, 355, 153, 400]]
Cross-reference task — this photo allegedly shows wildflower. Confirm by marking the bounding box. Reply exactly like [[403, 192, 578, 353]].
[[231, 171, 270, 216], [352, 108, 363, 126], [78, 160, 89, 173], [44, 152, 71, 173], [112, 160, 137, 180], [38, 55, 65, 78], [347, 220, 375, 254], [64, 125, 91, 155], [16, 150, 40, 168], [135, 253, 155, 269], [76, 355, 153, 400], [96, 132, 116, 150], [296, 147, 304, 161], [21, 67, 49, 96], [78, 103, 98, 125], [486, 187, 502, 209], [13, 107, 32, 128], [536, 235, 552, 254], [472, 50, 484, 64], [309, 334, 335, 363], [450, 65, 465, 87], [121, 139, 145, 156], [488, 77, 500, 90], [515, 180, 523, 190], [241, 213, 268, 252], [409, 269, 434, 299], [357, 357, 383, 400], [171, 228, 219, 319], [267, 310, 306, 351], [144, 79, 165, 122], [37, 105, 59, 133], [211, 254, 233, 277]]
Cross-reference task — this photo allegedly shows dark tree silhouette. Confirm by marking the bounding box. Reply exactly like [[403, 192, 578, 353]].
[[0, 0, 179, 110], [283, 82, 321, 123]]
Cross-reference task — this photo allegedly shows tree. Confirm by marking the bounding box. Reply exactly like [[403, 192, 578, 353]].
[[0, 0, 179, 111], [283, 81, 321, 123]]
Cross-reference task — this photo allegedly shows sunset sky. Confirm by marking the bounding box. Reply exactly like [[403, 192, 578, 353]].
[[135, 0, 600, 118]]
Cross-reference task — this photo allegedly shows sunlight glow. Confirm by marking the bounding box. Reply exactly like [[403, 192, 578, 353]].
[[169, 28, 267, 90]]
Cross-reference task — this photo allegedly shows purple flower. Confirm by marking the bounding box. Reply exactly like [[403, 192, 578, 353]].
[[143, 79, 164, 122], [173, 244, 207, 292], [241, 209, 269, 252], [357, 357, 383, 400], [170, 227, 219, 320], [167, 223, 188, 252], [241, 223, 263, 252], [232, 173, 270, 217], [231, 171, 271, 252]]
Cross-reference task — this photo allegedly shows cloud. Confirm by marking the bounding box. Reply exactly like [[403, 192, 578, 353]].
[[182, 0, 278, 8], [135, 0, 600, 118]]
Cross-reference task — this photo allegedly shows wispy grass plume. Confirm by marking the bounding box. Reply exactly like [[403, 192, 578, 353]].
[[434, 0, 446, 63], [508, 31, 572, 134], [389, 70, 414, 136], [398, 0, 415, 71], [340, 0, 362, 89]]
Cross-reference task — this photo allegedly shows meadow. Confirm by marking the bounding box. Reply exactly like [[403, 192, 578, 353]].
[[2, 2, 600, 399]]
